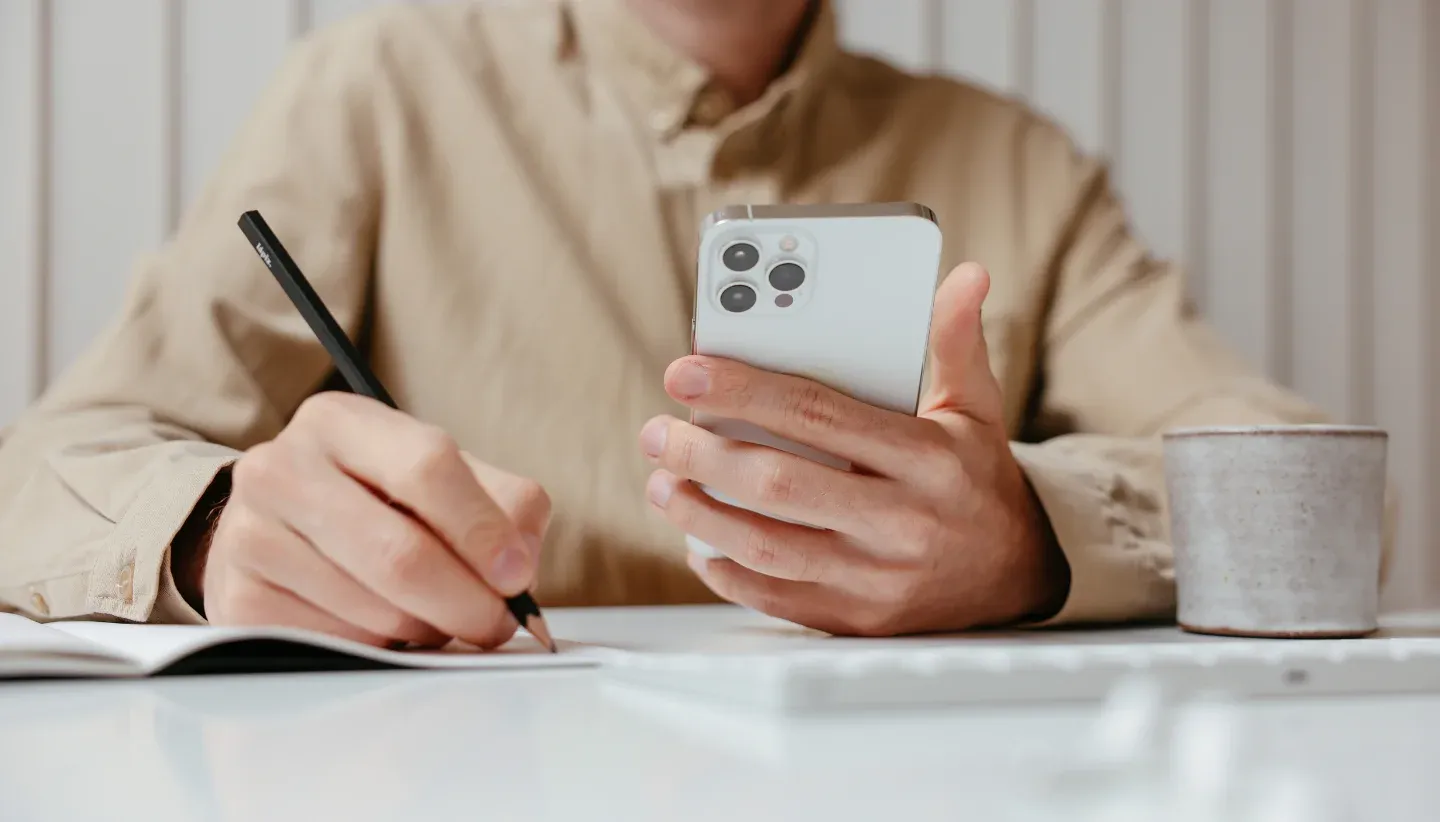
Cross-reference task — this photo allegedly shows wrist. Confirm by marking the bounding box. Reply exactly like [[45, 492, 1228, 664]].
[[171, 467, 232, 618], [1010, 476, 1070, 623]]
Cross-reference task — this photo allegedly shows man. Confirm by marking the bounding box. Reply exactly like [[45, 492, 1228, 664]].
[[0, 0, 1328, 647]]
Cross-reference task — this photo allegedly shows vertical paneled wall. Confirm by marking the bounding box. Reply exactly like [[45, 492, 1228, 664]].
[[1, 0, 1436, 610]]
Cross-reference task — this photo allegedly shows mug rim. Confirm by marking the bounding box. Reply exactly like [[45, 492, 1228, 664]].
[[1163, 424, 1386, 439]]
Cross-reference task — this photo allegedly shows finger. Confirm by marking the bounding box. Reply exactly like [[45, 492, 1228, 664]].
[[687, 554, 867, 637], [920, 263, 1005, 426], [221, 506, 449, 648], [647, 470, 860, 583], [290, 393, 534, 596], [214, 568, 391, 648], [460, 452, 552, 542], [239, 446, 518, 649], [639, 415, 899, 536], [663, 355, 931, 477]]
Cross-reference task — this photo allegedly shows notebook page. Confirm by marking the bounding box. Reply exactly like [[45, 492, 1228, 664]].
[[0, 613, 122, 658], [0, 613, 139, 677], [51, 621, 600, 675]]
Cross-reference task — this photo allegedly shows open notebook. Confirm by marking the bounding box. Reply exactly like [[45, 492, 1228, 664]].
[[0, 613, 598, 679]]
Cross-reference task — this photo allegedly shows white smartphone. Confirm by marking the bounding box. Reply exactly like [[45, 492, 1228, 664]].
[[688, 203, 945, 559]]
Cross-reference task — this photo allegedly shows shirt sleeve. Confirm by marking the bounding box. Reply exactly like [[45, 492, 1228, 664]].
[[0, 25, 384, 623], [1004, 118, 1388, 626]]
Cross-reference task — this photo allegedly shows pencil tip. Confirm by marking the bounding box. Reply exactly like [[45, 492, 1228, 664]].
[[527, 615, 557, 653]]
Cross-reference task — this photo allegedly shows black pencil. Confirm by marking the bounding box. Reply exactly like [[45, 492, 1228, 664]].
[[238, 210, 556, 653]]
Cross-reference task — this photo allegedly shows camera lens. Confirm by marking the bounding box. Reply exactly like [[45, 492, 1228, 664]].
[[720, 283, 758, 313], [768, 262, 806, 292], [722, 242, 760, 272]]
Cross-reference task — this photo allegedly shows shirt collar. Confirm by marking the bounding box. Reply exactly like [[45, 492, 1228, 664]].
[[565, 0, 840, 135]]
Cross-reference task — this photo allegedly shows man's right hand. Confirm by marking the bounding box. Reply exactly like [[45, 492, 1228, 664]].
[[187, 392, 550, 649]]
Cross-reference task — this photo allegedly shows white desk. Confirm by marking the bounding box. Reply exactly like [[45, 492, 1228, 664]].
[[0, 606, 1436, 822]]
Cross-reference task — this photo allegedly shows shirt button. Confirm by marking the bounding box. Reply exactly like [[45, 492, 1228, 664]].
[[30, 591, 49, 617], [117, 565, 134, 603], [693, 90, 733, 125], [649, 110, 678, 134]]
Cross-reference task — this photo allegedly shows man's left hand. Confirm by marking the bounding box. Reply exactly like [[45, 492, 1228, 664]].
[[639, 263, 1070, 636]]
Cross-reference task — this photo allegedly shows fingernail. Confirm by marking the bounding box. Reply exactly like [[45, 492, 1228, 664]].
[[489, 539, 533, 594], [640, 418, 668, 460], [670, 361, 710, 400], [647, 471, 676, 508]]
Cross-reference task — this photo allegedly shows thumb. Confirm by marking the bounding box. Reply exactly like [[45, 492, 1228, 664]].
[[920, 262, 1004, 424]]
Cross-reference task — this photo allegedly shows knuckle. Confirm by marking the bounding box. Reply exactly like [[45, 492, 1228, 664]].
[[455, 510, 513, 561], [211, 506, 265, 562], [740, 525, 781, 570], [782, 384, 838, 430], [891, 504, 943, 558], [752, 457, 799, 507], [912, 427, 967, 483], [792, 546, 822, 584], [881, 571, 925, 607], [511, 479, 552, 529], [232, 442, 284, 491], [671, 429, 701, 474], [711, 366, 755, 409], [295, 391, 347, 423], [931, 456, 970, 494], [408, 426, 461, 483], [374, 523, 433, 586]]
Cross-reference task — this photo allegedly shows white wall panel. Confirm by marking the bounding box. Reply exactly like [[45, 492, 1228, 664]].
[[1289, 0, 1370, 423], [179, 1, 295, 209], [1204, 0, 1287, 379], [0, 0, 46, 425], [1030, 0, 1117, 156], [1429, 0, 1440, 612], [310, 0, 396, 30], [48, 0, 175, 381], [940, 0, 1032, 94], [835, 0, 935, 71], [1371, 0, 1432, 610], [1116, 0, 1202, 295]]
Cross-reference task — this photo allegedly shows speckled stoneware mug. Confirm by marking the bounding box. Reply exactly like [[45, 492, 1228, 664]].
[[1162, 425, 1387, 638]]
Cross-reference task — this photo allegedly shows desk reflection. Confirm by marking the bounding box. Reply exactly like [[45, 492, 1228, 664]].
[[2, 655, 1437, 822], [0, 667, 1020, 822], [0, 671, 602, 822]]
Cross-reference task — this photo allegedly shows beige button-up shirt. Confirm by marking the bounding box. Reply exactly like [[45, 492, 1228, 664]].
[[0, 0, 1330, 627]]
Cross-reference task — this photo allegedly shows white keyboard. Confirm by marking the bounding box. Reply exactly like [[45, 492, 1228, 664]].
[[600, 632, 1440, 711]]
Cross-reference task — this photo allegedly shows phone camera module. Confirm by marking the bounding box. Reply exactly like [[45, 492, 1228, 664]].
[[720, 283, 758, 313], [768, 262, 806, 292], [722, 242, 760, 272]]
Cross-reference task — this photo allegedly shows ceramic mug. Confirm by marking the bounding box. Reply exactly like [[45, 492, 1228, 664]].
[[1162, 425, 1387, 638]]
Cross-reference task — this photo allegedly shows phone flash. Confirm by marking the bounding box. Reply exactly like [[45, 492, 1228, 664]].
[[779, 236, 798, 252]]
